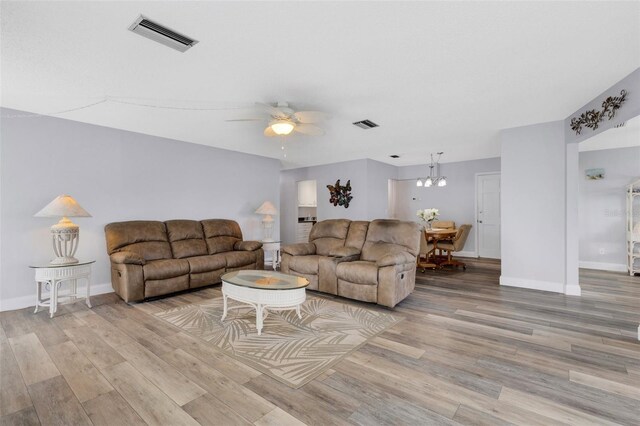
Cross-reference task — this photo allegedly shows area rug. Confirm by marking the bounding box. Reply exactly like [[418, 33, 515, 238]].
[[155, 296, 401, 388]]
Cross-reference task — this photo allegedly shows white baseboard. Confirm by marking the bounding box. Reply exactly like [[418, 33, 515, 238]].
[[499, 276, 565, 293], [579, 261, 627, 272], [564, 283, 582, 296], [0, 282, 114, 312], [455, 251, 478, 258]]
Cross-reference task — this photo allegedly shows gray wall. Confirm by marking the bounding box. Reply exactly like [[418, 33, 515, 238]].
[[579, 146, 640, 269], [279, 159, 397, 244], [365, 160, 398, 220], [394, 157, 501, 255], [0, 108, 280, 309], [500, 121, 568, 293]]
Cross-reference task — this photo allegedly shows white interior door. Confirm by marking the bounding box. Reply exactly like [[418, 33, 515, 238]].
[[477, 173, 501, 259]]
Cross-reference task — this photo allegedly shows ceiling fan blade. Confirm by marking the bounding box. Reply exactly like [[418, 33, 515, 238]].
[[294, 123, 325, 136], [256, 102, 285, 116], [293, 111, 329, 124], [225, 118, 263, 122], [264, 126, 277, 137]]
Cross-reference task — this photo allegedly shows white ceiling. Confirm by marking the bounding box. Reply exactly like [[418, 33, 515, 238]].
[[2, 1, 639, 169]]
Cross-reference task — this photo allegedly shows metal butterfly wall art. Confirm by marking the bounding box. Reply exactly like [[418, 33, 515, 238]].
[[327, 179, 353, 208]]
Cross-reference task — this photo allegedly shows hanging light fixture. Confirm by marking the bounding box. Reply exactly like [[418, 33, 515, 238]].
[[417, 152, 447, 188]]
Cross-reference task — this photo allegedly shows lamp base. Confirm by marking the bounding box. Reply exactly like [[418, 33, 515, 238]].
[[50, 217, 81, 265], [262, 218, 274, 242], [50, 256, 79, 265]]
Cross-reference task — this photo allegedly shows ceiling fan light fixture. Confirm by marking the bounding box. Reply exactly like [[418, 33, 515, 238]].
[[270, 120, 295, 135]]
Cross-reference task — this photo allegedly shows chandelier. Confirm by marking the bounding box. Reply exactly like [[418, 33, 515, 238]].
[[416, 152, 447, 188]]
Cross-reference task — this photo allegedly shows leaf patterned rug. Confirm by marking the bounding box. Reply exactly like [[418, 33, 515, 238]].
[[155, 296, 401, 388]]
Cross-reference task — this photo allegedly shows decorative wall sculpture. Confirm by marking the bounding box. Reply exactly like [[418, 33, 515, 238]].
[[570, 90, 627, 135], [327, 179, 353, 208]]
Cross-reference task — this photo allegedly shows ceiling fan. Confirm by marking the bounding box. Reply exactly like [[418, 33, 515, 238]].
[[226, 102, 328, 137]]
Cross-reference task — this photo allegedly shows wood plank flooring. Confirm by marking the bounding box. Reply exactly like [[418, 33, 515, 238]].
[[1, 258, 638, 425]]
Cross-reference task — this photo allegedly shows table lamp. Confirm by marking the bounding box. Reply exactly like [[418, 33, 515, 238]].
[[34, 195, 91, 265], [255, 201, 277, 242]]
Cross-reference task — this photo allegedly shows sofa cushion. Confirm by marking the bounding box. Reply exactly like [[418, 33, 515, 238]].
[[105, 221, 172, 261], [361, 220, 420, 260], [223, 251, 255, 268], [143, 259, 190, 280], [309, 219, 350, 256], [336, 261, 379, 285], [187, 254, 227, 274], [377, 252, 414, 267], [234, 240, 262, 251], [165, 220, 207, 259], [329, 246, 361, 258], [201, 219, 243, 254], [289, 255, 321, 275], [345, 221, 369, 250], [281, 243, 316, 256], [110, 251, 146, 265]]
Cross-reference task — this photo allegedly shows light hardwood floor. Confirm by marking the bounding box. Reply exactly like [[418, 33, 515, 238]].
[[1, 259, 639, 425]]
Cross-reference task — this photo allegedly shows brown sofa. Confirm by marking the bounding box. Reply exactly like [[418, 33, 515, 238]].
[[104, 219, 263, 302], [281, 219, 420, 308]]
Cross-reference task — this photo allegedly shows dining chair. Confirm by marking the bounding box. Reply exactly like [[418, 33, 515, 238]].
[[437, 224, 472, 269], [416, 229, 435, 272]]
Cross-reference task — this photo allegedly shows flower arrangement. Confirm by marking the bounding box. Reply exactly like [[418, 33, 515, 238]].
[[417, 208, 439, 229]]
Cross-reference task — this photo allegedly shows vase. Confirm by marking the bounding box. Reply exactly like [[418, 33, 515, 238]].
[[426, 221, 433, 231]]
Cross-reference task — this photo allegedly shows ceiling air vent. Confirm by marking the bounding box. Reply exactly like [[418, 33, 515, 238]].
[[128, 15, 198, 52], [353, 119, 379, 129]]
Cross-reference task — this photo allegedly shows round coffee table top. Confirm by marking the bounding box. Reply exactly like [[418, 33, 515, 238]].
[[222, 270, 309, 290]]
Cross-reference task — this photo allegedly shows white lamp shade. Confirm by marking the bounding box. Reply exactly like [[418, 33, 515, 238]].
[[270, 120, 295, 135], [34, 195, 91, 218], [255, 201, 278, 216]]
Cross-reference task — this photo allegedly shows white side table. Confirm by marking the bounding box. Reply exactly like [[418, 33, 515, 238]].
[[261, 241, 281, 271], [29, 260, 95, 318]]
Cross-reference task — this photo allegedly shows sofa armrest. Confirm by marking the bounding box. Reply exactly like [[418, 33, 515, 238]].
[[110, 251, 146, 265], [329, 246, 361, 258], [281, 243, 316, 256], [377, 252, 414, 267], [234, 240, 263, 251]]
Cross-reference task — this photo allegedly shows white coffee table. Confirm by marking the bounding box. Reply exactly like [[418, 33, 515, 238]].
[[221, 270, 309, 335]]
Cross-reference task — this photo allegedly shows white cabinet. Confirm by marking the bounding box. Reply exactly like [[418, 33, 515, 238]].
[[296, 222, 313, 243], [297, 180, 317, 207]]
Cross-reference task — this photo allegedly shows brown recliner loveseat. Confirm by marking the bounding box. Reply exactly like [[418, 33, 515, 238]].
[[281, 219, 420, 308], [104, 219, 263, 302]]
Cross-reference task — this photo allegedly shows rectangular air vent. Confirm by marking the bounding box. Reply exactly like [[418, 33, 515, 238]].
[[353, 119, 379, 129], [128, 15, 198, 52]]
